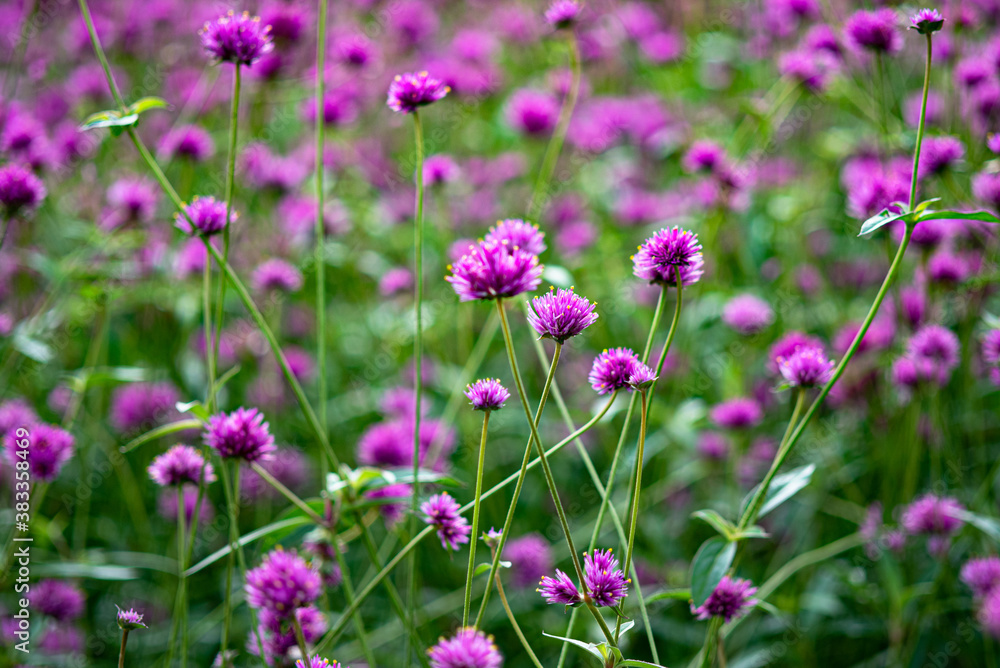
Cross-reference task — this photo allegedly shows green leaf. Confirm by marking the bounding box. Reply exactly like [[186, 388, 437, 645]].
[[120, 418, 203, 453], [618, 620, 636, 636], [955, 510, 1000, 544], [914, 197, 941, 213], [185, 517, 313, 577], [858, 208, 911, 236], [690, 537, 736, 607], [744, 463, 816, 520], [732, 525, 770, 540], [691, 509, 736, 540], [175, 400, 211, 422], [645, 588, 691, 603], [917, 209, 1000, 224], [11, 329, 53, 363], [34, 562, 139, 580], [211, 364, 242, 398], [473, 561, 511, 577], [79, 110, 139, 131], [541, 631, 604, 661], [126, 96, 169, 116], [619, 661, 670, 667]]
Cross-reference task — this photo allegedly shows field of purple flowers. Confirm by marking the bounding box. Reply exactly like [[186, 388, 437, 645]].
[[5, 0, 1000, 666]]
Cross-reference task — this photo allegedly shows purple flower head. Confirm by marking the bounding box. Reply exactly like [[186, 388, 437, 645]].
[[204, 407, 276, 463], [692, 576, 757, 623], [110, 382, 179, 434], [34, 580, 85, 621], [506, 89, 559, 136], [387, 71, 449, 114], [506, 533, 553, 588], [845, 9, 902, 54], [768, 331, 825, 373], [465, 378, 510, 412], [979, 589, 1000, 638], [990, 135, 1000, 155], [446, 239, 543, 302], [0, 398, 37, 439], [584, 548, 629, 607], [632, 227, 704, 287], [710, 397, 763, 430], [159, 125, 215, 162], [537, 569, 582, 605], [722, 294, 774, 335], [5, 423, 75, 482], [421, 492, 471, 551], [423, 154, 460, 186], [982, 329, 1000, 385], [175, 196, 234, 236], [526, 287, 598, 343], [907, 324, 960, 385], [910, 8, 944, 34], [365, 482, 410, 526], [682, 140, 726, 174], [973, 171, 1000, 211], [428, 627, 503, 668], [963, 557, 1000, 598], [148, 444, 215, 487], [484, 219, 547, 256], [245, 548, 321, 618], [901, 493, 965, 535], [252, 258, 303, 293], [918, 136, 964, 177], [697, 431, 730, 460], [295, 658, 341, 668], [116, 606, 147, 631], [0, 163, 45, 217], [627, 361, 658, 391], [545, 0, 582, 29], [589, 347, 640, 395], [201, 11, 274, 66], [777, 346, 835, 388], [483, 527, 503, 549]]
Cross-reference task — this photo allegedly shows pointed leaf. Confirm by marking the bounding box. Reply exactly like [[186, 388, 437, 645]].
[[858, 208, 910, 236], [954, 510, 1000, 544], [619, 661, 670, 667], [474, 561, 511, 577], [690, 537, 736, 607], [646, 588, 691, 603], [917, 209, 1000, 224], [126, 96, 169, 116], [914, 197, 941, 213], [541, 631, 605, 661], [733, 525, 770, 540], [742, 463, 816, 520], [79, 111, 139, 131], [691, 509, 736, 540], [175, 400, 211, 422], [617, 619, 636, 636]]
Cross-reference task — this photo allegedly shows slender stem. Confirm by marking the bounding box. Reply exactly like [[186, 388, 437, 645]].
[[463, 410, 491, 626], [494, 565, 544, 668], [3, 0, 38, 99], [699, 618, 722, 668], [314, 0, 329, 466], [177, 486, 189, 668], [76, 0, 126, 111], [585, 599, 617, 648], [528, 32, 581, 220], [330, 536, 378, 667], [219, 462, 238, 666], [213, 65, 241, 373], [909, 35, 933, 210], [118, 630, 128, 668], [292, 613, 311, 666], [250, 462, 326, 526], [203, 255, 216, 411], [616, 389, 648, 640], [185, 447, 211, 566], [0, 218, 9, 252]]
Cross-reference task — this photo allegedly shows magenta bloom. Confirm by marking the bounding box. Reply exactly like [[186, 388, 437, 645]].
[[962, 557, 1000, 598], [484, 218, 547, 256], [777, 346, 835, 388], [387, 71, 450, 114], [0, 162, 45, 217], [116, 606, 147, 630], [465, 379, 510, 412], [201, 11, 274, 66], [710, 397, 763, 429], [627, 361, 658, 391], [159, 125, 215, 162], [545, 0, 582, 28], [906, 324, 960, 385], [204, 407, 276, 463], [584, 548, 629, 607], [259, 606, 328, 662], [245, 548, 321, 618], [692, 576, 757, 623], [526, 287, 598, 343], [910, 8, 944, 34], [421, 492, 471, 551], [537, 569, 582, 605], [295, 658, 342, 668], [845, 9, 902, 54], [633, 227, 704, 287], [252, 258, 303, 293], [768, 331, 825, 373], [980, 589, 1000, 638], [5, 423, 75, 482], [917, 136, 964, 177], [423, 155, 460, 186], [721, 294, 774, 335], [506, 533, 553, 588], [982, 329, 1000, 385], [148, 445, 215, 487], [901, 494, 965, 535], [683, 140, 726, 174], [973, 171, 1000, 210], [110, 382, 179, 433], [446, 239, 543, 302], [175, 196, 234, 236], [506, 89, 559, 136], [589, 347, 641, 395], [34, 580, 85, 621], [428, 627, 503, 668]]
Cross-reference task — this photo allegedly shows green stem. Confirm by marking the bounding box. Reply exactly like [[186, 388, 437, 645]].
[[616, 389, 648, 640], [250, 462, 326, 526], [463, 410, 491, 626], [315, 0, 329, 464], [292, 613, 311, 666], [700, 618, 722, 668], [491, 545, 544, 668], [203, 256, 216, 411], [177, 486, 188, 668], [213, 65, 241, 376], [330, 536, 378, 667], [909, 34, 933, 210], [118, 630, 128, 668], [219, 462, 237, 666], [585, 599, 617, 648], [76, 0, 126, 110]]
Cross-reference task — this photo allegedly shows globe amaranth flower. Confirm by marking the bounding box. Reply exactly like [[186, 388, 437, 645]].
[[34, 580, 85, 621], [387, 71, 450, 114], [421, 492, 471, 551], [252, 258, 303, 293], [423, 154, 460, 186], [632, 226, 704, 287], [845, 8, 902, 54], [627, 361, 658, 391], [588, 347, 640, 395], [721, 294, 774, 335], [446, 239, 543, 302], [159, 124, 215, 162], [465, 378, 511, 412], [175, 196, 235, 236], [901, 493, 965, 535], [204, 407, 276, 463], [910, 8, 944, 34], [906, 324, 960, 385], [917, 136, 963, 178], [296, 658, 343, 668], [428, 627, 503, 668], [506, 533, 553, 588], [710, 397, 763, 429], [0, 162, 45, 217], [982, 329, 1000, 386], [526, 287, 598, 343], [201, 11, 274, 66], [484, 218, 547, 256], [537, 569, 582, 605], [584, 548, 629, 608], [5, 423, 75, 482], [979, 588, 1000, 638], [116, 606, 147, 630], [110, 382, 179, 434], [148, 444, 215, 487], [545, 0, 582, 29], [962, 557, 1000, 598], [505, 89, 559, 136], [691, 576, 757, 623], [768, 331, 825, 373], [257, 606, 328, 663], [777, 346, 835, 388], [245, 548, 322, 618]]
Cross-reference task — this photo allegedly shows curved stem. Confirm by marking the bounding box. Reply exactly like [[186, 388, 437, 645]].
[[203, 257, 216, 411], [250, 462, 326, 526], [908, 34, 933, 209], [616, 388, 648, 640], [292, 613, 311, 666], [315, 0, 329, 459], [494, 564, 544, 668], [463, 411, 491, 626], [585, 600, 617, 648], [213, 65, 241, 375], [330, 536, 377, 667]]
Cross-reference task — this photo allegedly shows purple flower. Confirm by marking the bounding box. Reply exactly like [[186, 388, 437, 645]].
[[465, 378, 511, 412], [5, 423, 75, 482], [365, 482, 410, 526], [632, 227, 704, 287], [421, 492, 471, 551], [484, 218, 547, 256], [526, 287, 598, 343], [148, 445, 215, 487], [0, 163, 45, 217], [110, 382, 179, 434], [768, 331, 825, 373], [245, 548, 321, 618], [906, 324, 960, 385], [159, 125, 215, 162], [446, 239, 543, 302], [692, 576, 757, 623], [545, 0, 582, 29], [204, 407, 276, 463], [505, 533, 553, 588], [973, 171, 1000, 211], [918, 136, 964, 177], [979, 589, 1000, 638], [537, 569, 582, 605], [201, 11, 274, 66], [845, 9, 902, 54], [175, 196, 234, 236], [0, 398, 37, 439], [102, 177, 159, 230], [584, 548, 629, 608], [258, 606, 328, 662], [962, 557, 1000, 598], [34, 580, 85, 621], [428, 627, 503, 668], [777, 346, 835, 388], [423, 155, 460, 186], [589, 347, 640, 395], [116, 606, 147, 630], [910, 8, 944, 34], [295, 658, 342, 668], [252, 258, 303, 293], [505, 89, 559, 136], [379, 267, 413, 296], [901, 493, 965, 535], [627, 361, 658, 391], [722, 294, 774, 335], [710, 397, 763, 430], [697, 431, 730, 460], [386, 71, 450, 114], [982, 329, 1000, 385]]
